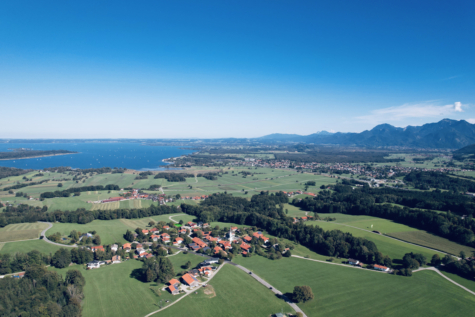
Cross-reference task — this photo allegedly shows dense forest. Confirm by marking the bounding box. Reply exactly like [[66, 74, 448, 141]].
[[0, 149, 77, 160], [181, 192, 392, 265], [293, 184, 475, 247], [0, 266, 85, 316], [0, 166, 30, 180], [40, 184, 120, 198], [404, 171, 475, 192]]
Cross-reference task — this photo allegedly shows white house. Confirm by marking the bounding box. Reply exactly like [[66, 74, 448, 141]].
[[87, 261, 101, 269]]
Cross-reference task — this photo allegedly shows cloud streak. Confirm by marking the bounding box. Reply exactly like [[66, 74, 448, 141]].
[[357, 101, 465, 123]]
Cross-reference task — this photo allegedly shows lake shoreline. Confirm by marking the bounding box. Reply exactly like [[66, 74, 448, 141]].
[[0, 152, 79, 161]]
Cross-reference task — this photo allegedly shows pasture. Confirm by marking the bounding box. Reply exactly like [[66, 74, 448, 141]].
[[233, 256, 475, 317], [307, 220, 444, 260], [0, 239, 63, 255], [311, 213, 475, 256], [157, 264, 295, 317], [0, 222, 49, 242]]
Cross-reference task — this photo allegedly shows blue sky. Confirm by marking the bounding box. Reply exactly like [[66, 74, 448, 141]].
[[0, 1, 474, 138]]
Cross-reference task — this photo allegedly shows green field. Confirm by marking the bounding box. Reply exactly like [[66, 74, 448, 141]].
[[307, 220, 444, 260], [0, 222, 49, 242], [0, 239, 64, 255], [157, 264, 294, 317], [233, 256, 475, 316], [48, 252, 291, 317], [46, 213, 184, 245], [310, 213, 474, 256]]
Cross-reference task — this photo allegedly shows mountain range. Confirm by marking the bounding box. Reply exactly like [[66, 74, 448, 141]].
[[256, 119, 475, 149]]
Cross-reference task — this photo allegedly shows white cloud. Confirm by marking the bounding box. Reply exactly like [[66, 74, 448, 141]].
[[357, 101, 465, 123], [467, 118, 475, 124]]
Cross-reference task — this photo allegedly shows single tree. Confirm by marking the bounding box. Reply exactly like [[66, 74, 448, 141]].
[[293, 285, 314, 303]]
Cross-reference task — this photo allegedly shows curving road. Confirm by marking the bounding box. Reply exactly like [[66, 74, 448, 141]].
[[413, 267, 475, 296], [39, 221, 77, 247]]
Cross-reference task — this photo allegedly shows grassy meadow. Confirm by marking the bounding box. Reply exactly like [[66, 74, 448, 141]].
[[157, 264, 295, 317], [0, 239, 64, 255], [308, 213, 475, 256], [0, 222, 50, 242], [233, 256, 475, 317]]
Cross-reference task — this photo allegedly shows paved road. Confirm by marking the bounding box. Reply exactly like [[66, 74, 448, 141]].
[[39, 221, 77, 247], [413, 267, 475, 296], [234, 264, 307, 317]]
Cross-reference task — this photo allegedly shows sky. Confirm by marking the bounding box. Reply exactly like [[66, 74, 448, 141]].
[[0, 1, 474, 138]]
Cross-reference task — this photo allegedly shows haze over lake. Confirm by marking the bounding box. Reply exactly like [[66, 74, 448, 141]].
[[0, 143, 194, 170]]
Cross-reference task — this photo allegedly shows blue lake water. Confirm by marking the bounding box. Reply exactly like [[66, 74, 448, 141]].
[[0, 143, 194, 170]]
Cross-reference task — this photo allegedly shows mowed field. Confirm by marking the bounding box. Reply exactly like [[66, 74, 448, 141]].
[[0, 239, 64, 255], [48, 253, 288, 317], [307, 220, 444, 260], [157, 264, 295, 317], [233, 256, 475, 317], [309, 213, 475, 257], [0, 222, 50, 242], [46, 213, 185, 245]]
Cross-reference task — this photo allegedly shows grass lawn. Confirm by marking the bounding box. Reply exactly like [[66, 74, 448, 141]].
[[233, 256, 475, 316], [0, 222, 50, 242], [438, 269, 475, 293], [307, 220, 444, 260], [0, 239, 64, 255], [157, 264, 295, 317]]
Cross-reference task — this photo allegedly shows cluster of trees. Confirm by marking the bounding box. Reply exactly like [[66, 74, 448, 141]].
[[140, 257, 175, 283], [0, 166, 30, 179], [292, 285, 314, 303], [0, 266, 85, 316], [441, 253, 475, 281], [0, 203, 178, 227], [40, 184, 120, 198], [154, 173, 193, 182], [404, 171, 475, 192], [293, 185, 475, 246], [3, 179, 48, 191], [182, 192, 392, 265], [0, 149, 76, 160], [0, 250, 51, 275], [135, 171, 153, 179]]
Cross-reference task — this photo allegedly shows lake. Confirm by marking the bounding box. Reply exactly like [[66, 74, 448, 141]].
[[0, 143, 194, 170]]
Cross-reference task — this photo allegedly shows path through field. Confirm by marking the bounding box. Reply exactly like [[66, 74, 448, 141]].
[[413, 267, 475, 296], [169, 214, 185, 223]]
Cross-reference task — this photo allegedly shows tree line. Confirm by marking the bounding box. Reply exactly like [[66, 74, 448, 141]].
[[3, 179, 49, 191], [40, 184, 120, 198], [404, 171, 475, 192], [293, 184, 475, 246], [181, 192, 392, 266], [0, 203, 178, 227], [0, 149, 76, 160], [0, 166, 30, 180]]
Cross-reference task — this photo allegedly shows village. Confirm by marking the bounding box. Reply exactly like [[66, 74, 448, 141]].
[[79, 216, 391, 298]]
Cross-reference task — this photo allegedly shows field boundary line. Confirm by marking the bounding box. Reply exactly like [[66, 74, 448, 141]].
[[0, 238, 40, 243], [291, 255, 388, 273], [145, 262, 226, 317], [413, 267, 475, 296]]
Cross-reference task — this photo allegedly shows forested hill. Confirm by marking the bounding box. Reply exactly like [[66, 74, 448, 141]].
[[257, 119, 475, 149], [454, 144, 475, 155], [0, 149, 77, 160]]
